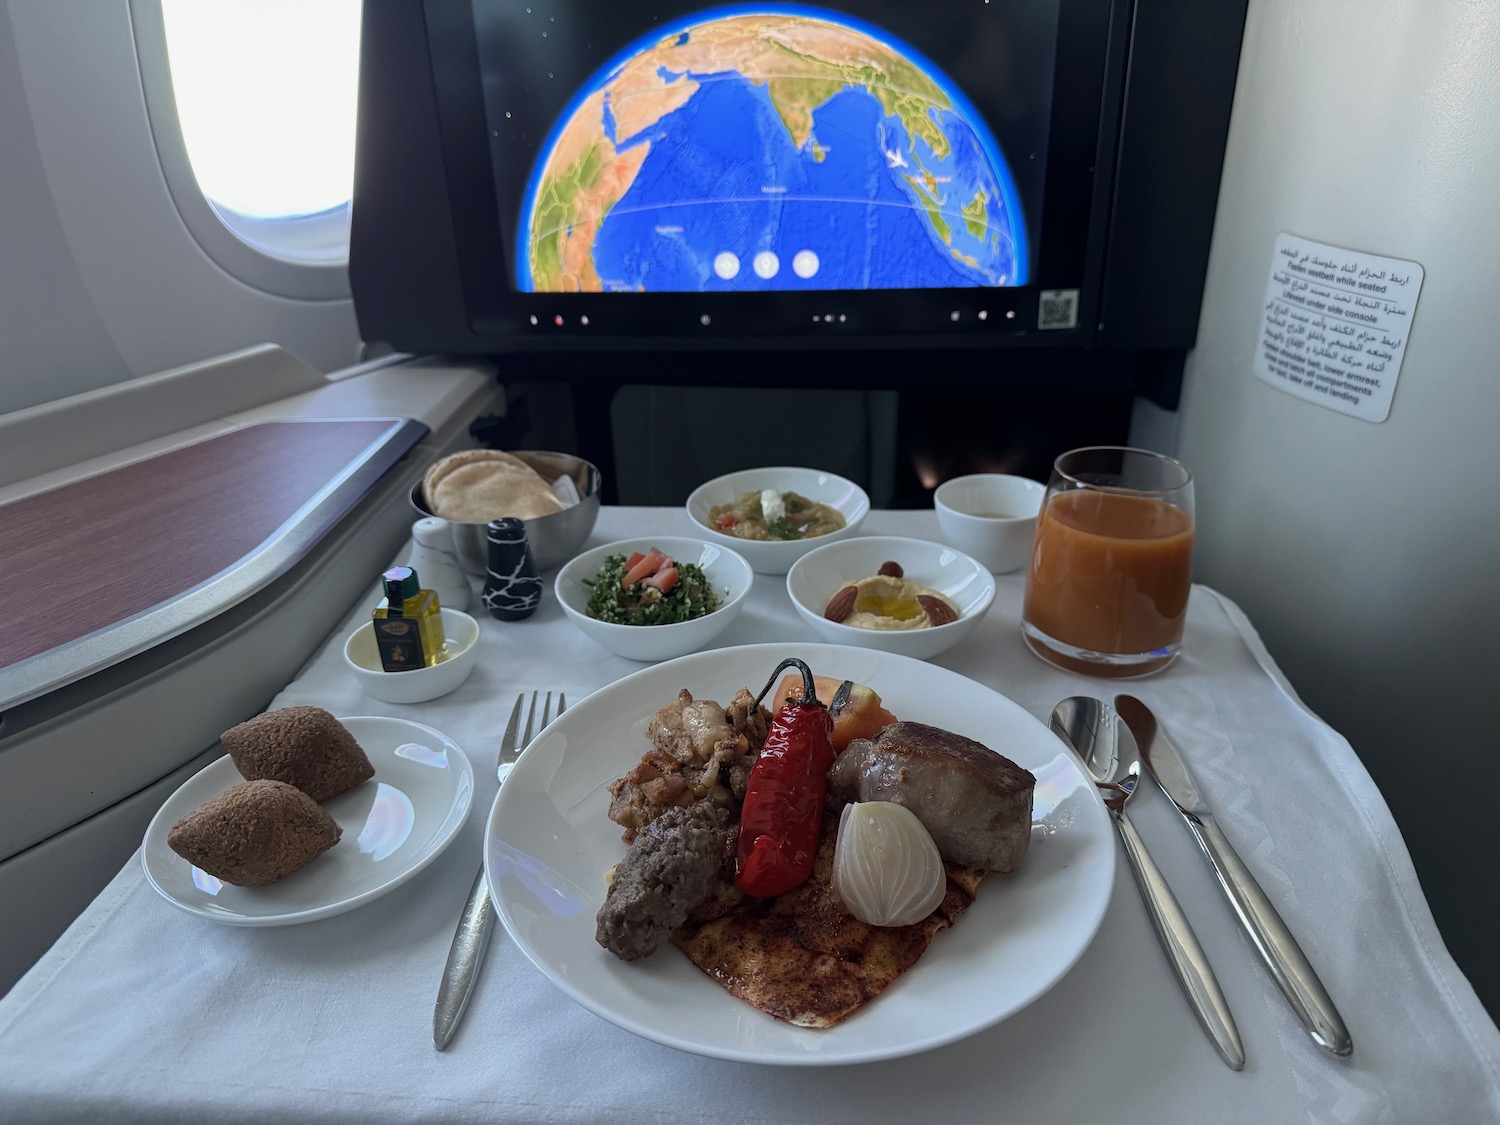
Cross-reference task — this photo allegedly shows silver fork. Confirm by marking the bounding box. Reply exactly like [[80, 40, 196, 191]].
[[433, 690, 564, 1050]]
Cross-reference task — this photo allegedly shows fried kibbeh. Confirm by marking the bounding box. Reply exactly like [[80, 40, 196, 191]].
[[167, 779, 341, 886], [221, 705, 373, 801]]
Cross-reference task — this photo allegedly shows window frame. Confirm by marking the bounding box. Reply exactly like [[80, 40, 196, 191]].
[[130, 0, 354, 300]]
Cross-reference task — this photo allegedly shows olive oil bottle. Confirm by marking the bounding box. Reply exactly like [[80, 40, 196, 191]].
[[372, 566, 446, 671]]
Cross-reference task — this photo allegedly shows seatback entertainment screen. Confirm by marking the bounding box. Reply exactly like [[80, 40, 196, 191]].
[[358, 0, 1237, 369], [473, 2, 1058, 296]]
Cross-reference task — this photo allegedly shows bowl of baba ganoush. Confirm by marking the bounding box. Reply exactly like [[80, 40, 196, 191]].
[[686, 466, 870, 575], [786, 536, 995, 659]]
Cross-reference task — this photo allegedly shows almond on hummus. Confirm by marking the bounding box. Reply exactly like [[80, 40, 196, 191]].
[[823, 563, 959, 629]]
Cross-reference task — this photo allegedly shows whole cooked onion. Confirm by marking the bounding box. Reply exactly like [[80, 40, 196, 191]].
[[831, 801, 947, 927]]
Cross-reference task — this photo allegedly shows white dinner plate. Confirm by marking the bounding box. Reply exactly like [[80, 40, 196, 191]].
[[485, 642, 1115, 1066], [142, 715, 474, 926]]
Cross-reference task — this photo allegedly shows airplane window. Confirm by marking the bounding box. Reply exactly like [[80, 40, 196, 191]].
[[159, 0, 360, 262]]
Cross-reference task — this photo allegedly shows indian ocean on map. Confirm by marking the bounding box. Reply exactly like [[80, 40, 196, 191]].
[[519, 6, 1027, 293]]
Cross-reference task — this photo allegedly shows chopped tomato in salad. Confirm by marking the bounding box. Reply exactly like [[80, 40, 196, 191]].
[[583, 548, 717, 626], [621, 548, 674, 589]]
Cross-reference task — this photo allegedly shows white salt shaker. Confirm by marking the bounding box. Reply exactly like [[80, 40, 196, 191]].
[[408, 517, 471, 611]]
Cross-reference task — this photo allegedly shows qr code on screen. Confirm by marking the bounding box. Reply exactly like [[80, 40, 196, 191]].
[[1038, 289, 1079, 330]]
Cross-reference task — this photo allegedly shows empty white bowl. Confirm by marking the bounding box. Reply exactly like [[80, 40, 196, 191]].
[[685, 466, 870, 575], [343, 607, 481, 703], [554, 536, 754, 662], [933, 473, 1046, 573], [786, 536, 995, 660]]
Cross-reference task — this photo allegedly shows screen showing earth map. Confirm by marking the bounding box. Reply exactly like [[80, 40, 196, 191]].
[[473, 1, 1059, 295]]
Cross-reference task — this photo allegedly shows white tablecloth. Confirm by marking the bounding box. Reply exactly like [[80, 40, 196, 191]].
[[2, 507, 1496, 1124]]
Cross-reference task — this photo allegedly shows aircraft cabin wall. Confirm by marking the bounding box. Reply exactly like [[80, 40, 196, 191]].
[[0, 0, 364, 419]]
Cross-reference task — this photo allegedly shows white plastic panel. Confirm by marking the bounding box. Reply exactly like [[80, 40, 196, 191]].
[[1, 0, 363, 415]]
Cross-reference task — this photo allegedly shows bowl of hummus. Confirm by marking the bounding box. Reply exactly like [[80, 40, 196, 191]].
[[786, 536, 996, 660]]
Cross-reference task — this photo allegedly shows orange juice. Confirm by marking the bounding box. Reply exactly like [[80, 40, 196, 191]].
[[1022, 490, 1193, 657]]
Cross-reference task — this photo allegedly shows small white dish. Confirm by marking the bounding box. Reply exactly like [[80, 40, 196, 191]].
[[141, 715, 474, 926], [485, 642, 1113, 1065], [343, 607, 480, 703], [685, 466, 870, 575], [786, 535, 996, 660], [554, 536, 754, 662], [933, 473, 1046, 574]]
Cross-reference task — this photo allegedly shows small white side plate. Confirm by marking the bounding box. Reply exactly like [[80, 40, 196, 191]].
[[142, 715, 473, 926]]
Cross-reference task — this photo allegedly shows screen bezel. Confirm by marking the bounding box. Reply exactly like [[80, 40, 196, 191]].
[[420, 0, 1124, 351]]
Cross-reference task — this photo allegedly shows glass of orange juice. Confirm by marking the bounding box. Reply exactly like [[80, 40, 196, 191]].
[[1021, 446, 1194, 677]]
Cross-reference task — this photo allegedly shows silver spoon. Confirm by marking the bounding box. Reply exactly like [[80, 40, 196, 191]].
[[1052, 696, 1245, 1071]]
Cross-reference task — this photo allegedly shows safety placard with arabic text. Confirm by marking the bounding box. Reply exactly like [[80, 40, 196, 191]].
[[1255, 233, 1423, 423]]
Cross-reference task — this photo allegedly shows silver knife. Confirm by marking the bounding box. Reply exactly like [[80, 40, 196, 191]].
[[1115, 694, 1353, 1058], [433, 692, 560, 1050]]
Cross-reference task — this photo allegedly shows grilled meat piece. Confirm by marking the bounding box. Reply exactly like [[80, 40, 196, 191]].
[[647, 690, 739, 764], [826, 721, 1035, 872], [607, 688, 768, 839], [595, 803, 733, 961]]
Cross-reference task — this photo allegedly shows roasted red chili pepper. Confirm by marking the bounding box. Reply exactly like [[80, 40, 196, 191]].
[[734, 657, 836, 898]]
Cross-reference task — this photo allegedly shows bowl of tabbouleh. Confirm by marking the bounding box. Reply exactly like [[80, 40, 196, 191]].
[[554, 536, 754, 662]]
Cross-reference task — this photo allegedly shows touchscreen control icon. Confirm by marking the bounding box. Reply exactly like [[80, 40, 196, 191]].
[[713, 252, 740, 280]]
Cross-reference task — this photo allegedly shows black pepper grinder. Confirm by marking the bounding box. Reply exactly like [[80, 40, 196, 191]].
[[482, 517, 542, 621]]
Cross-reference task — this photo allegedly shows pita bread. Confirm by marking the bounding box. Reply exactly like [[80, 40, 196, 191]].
[[422, 448, 534, 501], [422, 450, 567, 523]]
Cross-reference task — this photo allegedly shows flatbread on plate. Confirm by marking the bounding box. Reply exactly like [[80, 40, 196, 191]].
[[671, 809, 985, 1028]]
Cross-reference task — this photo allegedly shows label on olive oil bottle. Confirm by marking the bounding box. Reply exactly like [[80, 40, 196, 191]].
[[373, 616, 427, 672]]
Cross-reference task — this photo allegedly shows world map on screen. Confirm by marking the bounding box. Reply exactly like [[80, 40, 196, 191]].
[[519, 7, 1027, 293]]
